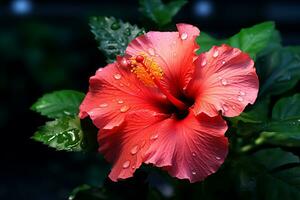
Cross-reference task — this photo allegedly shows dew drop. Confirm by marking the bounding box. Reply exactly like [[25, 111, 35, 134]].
[[213, 50, 219, 58], [111, 22, 120, 30], [192, 152, 196, 157], [222, 60, 226, 64], [239, 91, 246, 96], [201, 59, 207, 67], [237, 96, 244, 102], [123, 160, 130, 169], [100, 103, 108, 108], [130, 145, 139, 155], [180, 32, 188, 40], [119, 83, 124, 87], [114, 73, 122, 80], [221, 78, 228, 86], [150, 134, 158, 140], [117, 100, 124, 104], [148, 48, 155, 56], [132, 166, 135, 169], [215, 156, 221, 160], [120, 105, 130, 113], [97, 68, 103, 72], [223, 104, 229, 111], [192, 171, 197, 175]]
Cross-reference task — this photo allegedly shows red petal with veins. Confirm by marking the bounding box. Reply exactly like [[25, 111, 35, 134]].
[[99, 110, 228, 183], [186, 44, 259, 117], [126, 24, 200, 97], [79, 63, 169, 130]]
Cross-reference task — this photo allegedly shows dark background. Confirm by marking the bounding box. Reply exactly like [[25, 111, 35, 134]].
[[1, 0, 300, 199]]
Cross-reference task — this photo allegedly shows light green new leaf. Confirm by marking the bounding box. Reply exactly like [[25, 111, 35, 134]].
[[139, 0, 187, 26], [31, 90, 84, 119], [90, 16, 145, 63], [32, 117, 85, 151]]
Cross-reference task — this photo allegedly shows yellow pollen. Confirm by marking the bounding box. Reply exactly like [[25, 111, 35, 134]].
[[130, 53, 163, 86]]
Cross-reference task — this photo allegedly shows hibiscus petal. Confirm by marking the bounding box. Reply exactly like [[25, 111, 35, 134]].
[[79, 63, 168, 130], [126, 24, 200, 97], [186, 44, 259, 117], [100, 110, 228, 183]]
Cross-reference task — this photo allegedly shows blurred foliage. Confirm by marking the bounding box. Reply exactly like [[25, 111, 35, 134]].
[[139, 0, 187, 27]]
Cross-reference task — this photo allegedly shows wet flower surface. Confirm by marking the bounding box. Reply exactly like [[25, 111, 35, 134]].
[[79, 24, 259, 183]]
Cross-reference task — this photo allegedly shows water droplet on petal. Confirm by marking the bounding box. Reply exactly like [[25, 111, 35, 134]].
[[132, 166, 135, 169], [120, 105, 130, 113], [123, 160, 130, 169], [148, 48, 155, 56], [150, 134, 158, 140], [222, 60, 226, 64], [221, 79, 228, 86], [213, 50, 219, 58], [192, 171, 197, 175], [215, 156, 221, 160], [192, 152, 196, 157], [97, 68, 103, 72], [239, 91, 246, 96], [118, 100, 124, 104], [223, 104, 229, 111], [114, 73, 122, 80], [180, 32, 188, 40], [201, 59, 207, 67], [237, 96, 244, 102], [130, 145, 139, 155], [100, 103, 108, 108], [119, 83, 124, 87]]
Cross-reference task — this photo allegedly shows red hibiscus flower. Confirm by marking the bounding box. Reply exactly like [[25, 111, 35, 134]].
[[79, 24, 259, 183]]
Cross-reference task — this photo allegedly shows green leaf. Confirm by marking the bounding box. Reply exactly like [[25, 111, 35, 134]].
[[90, 16, 145, 63], [253, 148, 299, 170], [232, 149, 300, 200], [272, 94, 300, 120], [258, 47, 300, 96], [196, 32, 224, 54], [254, 149, 300, 200], [31, 90, 84, 119], [227, 21, 275, 60], [196, 22, 276, 60], [139, 0, 187, 26], [256, 166, 300, 200], [32, 116, 85, 151]]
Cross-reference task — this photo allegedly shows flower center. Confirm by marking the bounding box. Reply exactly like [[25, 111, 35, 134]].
[[117, 54, 188, 111]]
